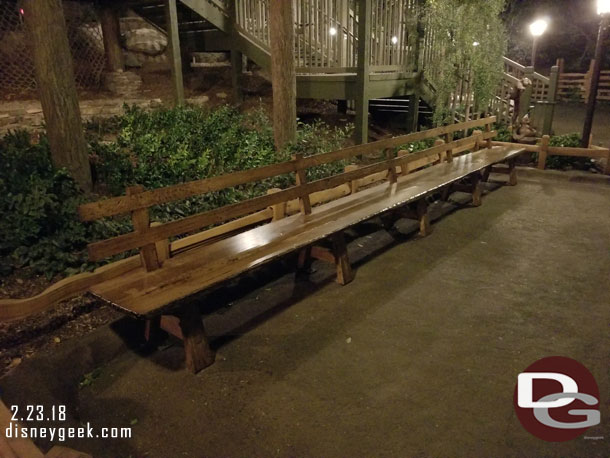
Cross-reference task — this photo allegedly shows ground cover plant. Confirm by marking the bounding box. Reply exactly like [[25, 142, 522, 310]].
[[1, 105, 352, 279]]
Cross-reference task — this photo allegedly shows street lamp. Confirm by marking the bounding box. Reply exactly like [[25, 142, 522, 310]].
[[529, 18, 548, 68], [581, 0, 610, 147]]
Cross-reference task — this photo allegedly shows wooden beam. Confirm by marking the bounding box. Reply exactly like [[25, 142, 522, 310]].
[[355, 0, 372, 144], [23, 0, 92, 191], [269, 0, 297, 149], [178, 304, 215, 373], [166, 0, 185, 106]]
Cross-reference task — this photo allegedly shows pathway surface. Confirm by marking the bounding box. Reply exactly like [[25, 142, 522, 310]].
[[2, 173, 610, 457]]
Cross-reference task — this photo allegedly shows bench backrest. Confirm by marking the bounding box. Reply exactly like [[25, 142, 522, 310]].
[[78, 117, 497, 269]]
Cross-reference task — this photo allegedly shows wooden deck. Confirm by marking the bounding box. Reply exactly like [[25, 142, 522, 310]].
[[90, 145, 524, 318]]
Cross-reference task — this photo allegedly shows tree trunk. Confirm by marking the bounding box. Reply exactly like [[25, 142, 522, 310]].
[[99, 5, 125, 72], [269, 0, 297, 150], [24, 0, 92, 191]]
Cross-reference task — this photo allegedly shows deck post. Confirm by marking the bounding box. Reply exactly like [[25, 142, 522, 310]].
[[165, 0, 185, 106], [269, 0, 297, 149], [406, 94, 420, 133], [229, 0, 243, 104], [355, 0, 372, 144]]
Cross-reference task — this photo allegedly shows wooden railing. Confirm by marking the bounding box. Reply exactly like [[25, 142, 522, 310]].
[[556, 59, 610, 102], [234, 0, 418, 74], [492, 136, 610, 175]]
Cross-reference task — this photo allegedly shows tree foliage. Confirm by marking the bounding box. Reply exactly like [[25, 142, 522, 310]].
[[423, 0, 507, 125]]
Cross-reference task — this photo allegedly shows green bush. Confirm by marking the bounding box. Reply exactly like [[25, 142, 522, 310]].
[[0, 131, 90, 277], [1, 105, 352, 279], [543, 133, 594, 170]]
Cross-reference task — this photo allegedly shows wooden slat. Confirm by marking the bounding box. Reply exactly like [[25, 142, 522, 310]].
[[78, 160, 298, 221], [79, 118, 496, 222]]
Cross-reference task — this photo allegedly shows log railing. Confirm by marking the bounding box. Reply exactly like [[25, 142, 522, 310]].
[[556, 59, 610, 102]]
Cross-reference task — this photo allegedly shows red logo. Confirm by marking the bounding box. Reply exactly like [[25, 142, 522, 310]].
[[513, 356, 600, 442]]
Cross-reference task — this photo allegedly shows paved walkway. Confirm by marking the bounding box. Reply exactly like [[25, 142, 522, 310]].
[[2, 173, 610, 457]]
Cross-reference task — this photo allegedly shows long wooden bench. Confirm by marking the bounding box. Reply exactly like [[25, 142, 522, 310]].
[[0, 117, 526, 372]]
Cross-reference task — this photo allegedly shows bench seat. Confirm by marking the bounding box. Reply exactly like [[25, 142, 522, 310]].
[[90, 145, 524, 318]]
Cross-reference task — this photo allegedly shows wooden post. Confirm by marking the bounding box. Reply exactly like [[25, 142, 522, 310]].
[[166, 0, 185, 106], [267, 188, 286, 221], [23, 0, 92, 192], [178, 304, 215, 373], [293, 153, 312, 215], [355, 0, 372, 144], [385, 148, 397, 185], [231, 50, 244, 104], [98, 4, 124, 72], [229, 0, 243, 105], [538, 135, 550, 170], [447, 133, 456, 162], [543, 65, 559, 135], [127, 186, 160, 271], [269, 0, 297, 150], [406, 94, 419, 133]]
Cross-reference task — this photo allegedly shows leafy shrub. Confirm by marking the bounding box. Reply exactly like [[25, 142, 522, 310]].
[[1, 106, 352, 279], [542, 133, 594, 170], [0, 131, 90, 277]]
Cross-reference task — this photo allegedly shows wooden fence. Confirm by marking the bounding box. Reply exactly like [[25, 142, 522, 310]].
[[490, 57, 559, 135], [557, 59, 610, 102]]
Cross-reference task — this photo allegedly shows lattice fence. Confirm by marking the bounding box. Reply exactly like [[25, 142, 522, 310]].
[[0, 0, 106, 95]]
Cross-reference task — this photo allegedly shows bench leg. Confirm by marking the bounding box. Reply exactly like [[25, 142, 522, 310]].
[[482, 165, 492, 183], [507, 158, 517, 186], [331, 232, 354, 285], [296, 246, 313, 277], [440, 184, 453, 202], [178, 304, 215, 373], [416, 199, 432, 237], [471, 173, 482, 207]]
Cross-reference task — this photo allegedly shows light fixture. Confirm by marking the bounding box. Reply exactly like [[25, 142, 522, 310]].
[[329, 27, 337, 36], [391, 36, 398, 44], [529, 19, 548, 37], [598, 0, 610, 15]]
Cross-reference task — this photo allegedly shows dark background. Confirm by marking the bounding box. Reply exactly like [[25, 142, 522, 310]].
[[503, 0, 610, 72]]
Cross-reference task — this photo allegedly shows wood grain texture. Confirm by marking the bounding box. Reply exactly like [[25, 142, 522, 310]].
[[24, 0, 92, 191], [90, 146, 525, 318], [269, 0, 297, 148]]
